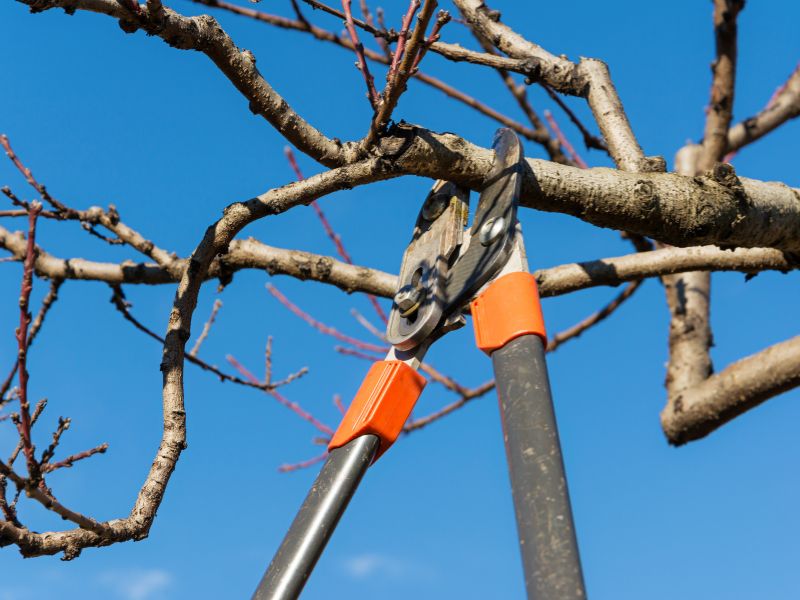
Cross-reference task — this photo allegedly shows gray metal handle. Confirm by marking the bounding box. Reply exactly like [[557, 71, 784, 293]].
[[491, 334, 586, 600], [252, 434, 379, 600]]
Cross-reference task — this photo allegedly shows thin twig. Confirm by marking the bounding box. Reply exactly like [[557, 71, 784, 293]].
[[1, 279, 62, 404], [267, 283, 388, 353], [350, 308, 386, 340], [333, 393, 346, 415], [278, 451, 328, 473], [189, 299, 223, 357], [334, 345, 381, 362], [226, 355, 333, 435], [342, 0, 380, 107], [39, 416, 70, 466], [109, 285, 304, 391], [404, 380, 495, 432], [0, 136, 71, 215], [265, 335, 273, 386], [544, 110, 588, 168], [365, 0, 438, 146], [387, 0, 420, 82], [41, 444, 109, 473], [13, 202, 43, 480], [284, 147, 388, 323], [411, 10, 450, 71], [547, 280, 643, 352], [542, 85, 608, 152]]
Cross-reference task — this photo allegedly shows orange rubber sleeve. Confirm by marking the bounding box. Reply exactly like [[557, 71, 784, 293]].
[[328, 360, 426, 461], [470, 272, 547, 354]]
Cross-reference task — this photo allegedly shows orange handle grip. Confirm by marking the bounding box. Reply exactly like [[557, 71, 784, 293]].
[[328, 360, 426, 461], [470, 272, 547, 354]]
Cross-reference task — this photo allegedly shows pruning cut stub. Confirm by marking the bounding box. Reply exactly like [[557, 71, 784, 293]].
[[328, 360, 426, 460]]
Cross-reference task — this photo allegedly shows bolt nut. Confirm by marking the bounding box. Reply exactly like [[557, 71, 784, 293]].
[[479, 216, 506, 246], [394, 286, 425, 318]]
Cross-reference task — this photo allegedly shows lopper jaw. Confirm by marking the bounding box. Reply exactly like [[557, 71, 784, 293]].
[[386, 127, 525, 352]]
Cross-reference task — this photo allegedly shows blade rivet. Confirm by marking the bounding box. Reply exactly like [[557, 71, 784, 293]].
[[421, 193, 449, 221], [479, 216, 505, 246]]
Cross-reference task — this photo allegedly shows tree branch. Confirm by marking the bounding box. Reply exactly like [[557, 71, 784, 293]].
[[727, 62, 800, 155], [453, 0, 651, 171], [662, 335, 800, 445], [661, 0, 742, 427]]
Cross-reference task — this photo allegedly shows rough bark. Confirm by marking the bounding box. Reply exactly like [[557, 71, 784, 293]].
[[662, 336, 800, 445]]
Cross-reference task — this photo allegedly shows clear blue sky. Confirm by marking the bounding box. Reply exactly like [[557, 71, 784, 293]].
[[1, 1, 799, 599]]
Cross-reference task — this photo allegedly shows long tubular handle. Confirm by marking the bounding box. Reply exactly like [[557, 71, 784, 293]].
[[252, 434, 380, 600], [491, 334, 586, 600]]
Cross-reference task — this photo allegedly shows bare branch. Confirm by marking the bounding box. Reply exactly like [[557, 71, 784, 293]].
[[191, 0, 539, 143], [547, 281, 642, 352], [403, 380, 495, 432], [662, 335, 800, 445], [13, 202, 43, 480], [1, 279, 62, 404], [189, 299, 223, 357], [278, 451, 328, 473], [727, 62, 800, 155], [699, 0, 745, 171], [662, 1, 743, 423], [662, 146, 715, 398], [41, 444, 109, 474], [535, 245, 797, 297], [465, 28, 570, 163], [109, 285, 305, 392], [2, 217, 796, 299], [365, 0, 438, 147], [452, 0, 649, 171]]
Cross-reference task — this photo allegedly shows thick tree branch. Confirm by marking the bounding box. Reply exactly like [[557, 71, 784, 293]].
[[12, 3, 800, 251], [661, 1, 741, 435], [662, 146, 715, 398], [534, 245, 798, 296], [2, 222, 795, 298], [662, 335, 800, 445], [4, 127, 800, 251]]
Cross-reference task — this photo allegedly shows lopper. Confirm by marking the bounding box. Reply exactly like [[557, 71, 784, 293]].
[[252, 129, 585, 600]]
